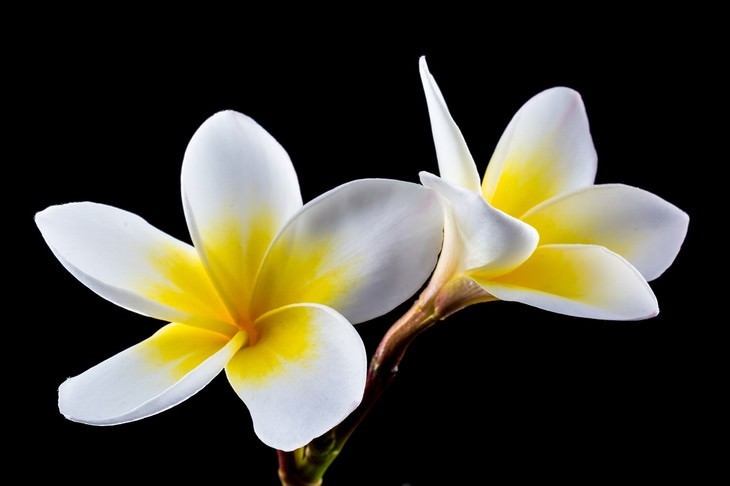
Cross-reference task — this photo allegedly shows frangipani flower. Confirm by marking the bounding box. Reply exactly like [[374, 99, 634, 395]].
[[37, 111, 443, 451], [418, 58, 688, 320]]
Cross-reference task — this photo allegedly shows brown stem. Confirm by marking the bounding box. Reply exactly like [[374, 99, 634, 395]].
[[276, 298, 437, 484], [331, 277, 493, 448], [333, 298, 439, 443], [276, 276, 494, 484]]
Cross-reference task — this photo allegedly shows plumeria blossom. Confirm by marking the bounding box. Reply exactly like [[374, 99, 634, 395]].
[[37, 110, 443, 451], [418, 58, 688, 320]]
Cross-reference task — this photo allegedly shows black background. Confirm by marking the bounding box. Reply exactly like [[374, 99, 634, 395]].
[[16, 16, 716, 485]]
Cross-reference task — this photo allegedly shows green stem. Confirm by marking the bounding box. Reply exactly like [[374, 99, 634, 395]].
[[277, 276, 493, 484], [277, 450, 322, 486]]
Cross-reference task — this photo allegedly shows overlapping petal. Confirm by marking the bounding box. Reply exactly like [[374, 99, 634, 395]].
[[35, 202, 233, 333], [482, 87, 598, 218], [251, 179, 443, 323], [476, 244, 659, 320], [418, 57, 481, 193], [420, 172, 538, 278], [417, 61, 687, 325], [181, 111, 303, 320], [522, 184, 689, 280], [43, 106, 464, 448], [226, 304, 366, 451], [59, 324, 245, 425]]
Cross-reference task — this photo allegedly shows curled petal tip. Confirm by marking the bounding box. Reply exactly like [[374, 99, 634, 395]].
[[419, 170, 439, 186]]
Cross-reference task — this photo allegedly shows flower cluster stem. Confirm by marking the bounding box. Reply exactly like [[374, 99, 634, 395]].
[[277, 276, 493, 485]]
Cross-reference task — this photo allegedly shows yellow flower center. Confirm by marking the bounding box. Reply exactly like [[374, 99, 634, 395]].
[[235, 316, 260, 346]]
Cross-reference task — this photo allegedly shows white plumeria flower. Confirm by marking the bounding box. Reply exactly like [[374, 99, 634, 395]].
[[36, 110, 443, 451], [418, 58, 688, 320]]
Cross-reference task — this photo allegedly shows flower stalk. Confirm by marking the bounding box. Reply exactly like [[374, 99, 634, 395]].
[[277, 275, 494, 484]]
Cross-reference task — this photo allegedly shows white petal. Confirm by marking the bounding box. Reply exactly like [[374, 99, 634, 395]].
[[226, 304, 366, 451], [181, 111, 303, 319], [482, 87, 598, 218], [59, 324, 245, 424], [522, 184, 689, 281], [477, 244, 658, 320], [419, 57, 481, 193], [420, 172, 538, 278], [35, 203, 233, 333], [251, 179, 443, 324]]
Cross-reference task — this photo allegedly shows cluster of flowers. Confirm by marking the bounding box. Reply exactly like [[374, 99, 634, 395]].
[[37, 58, 687, 458]]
